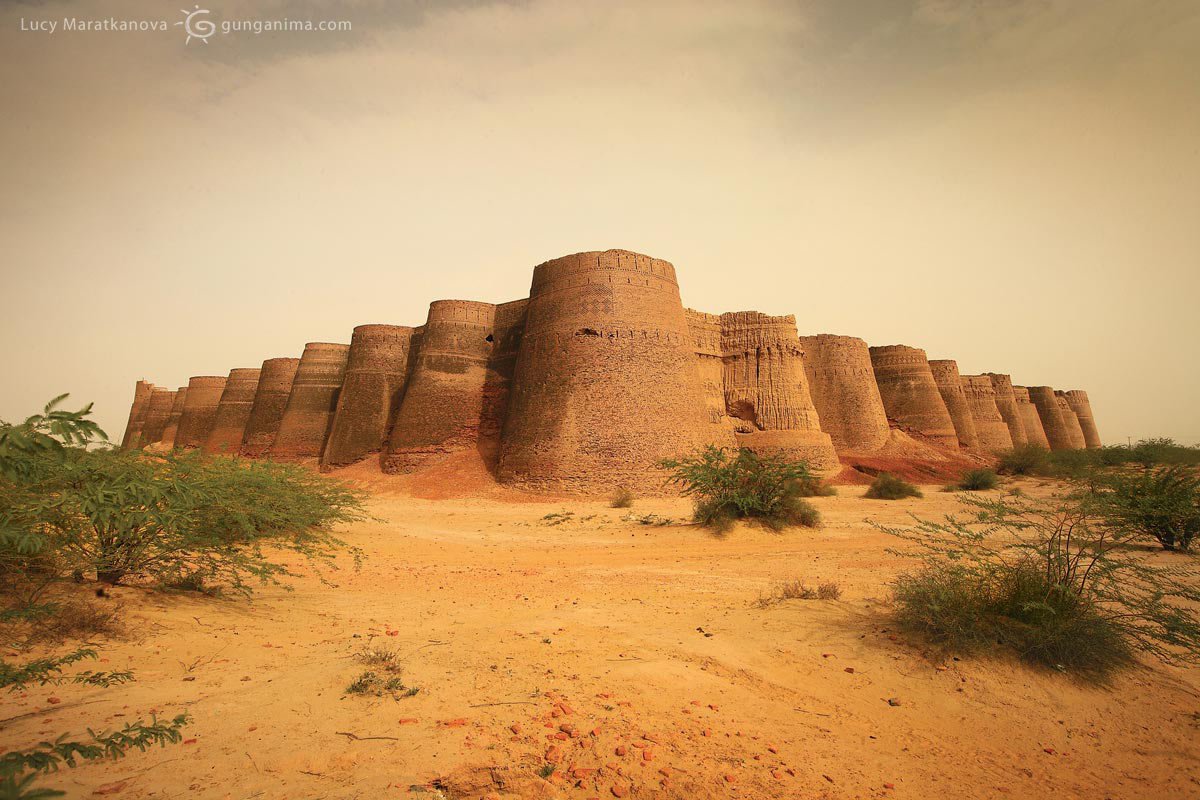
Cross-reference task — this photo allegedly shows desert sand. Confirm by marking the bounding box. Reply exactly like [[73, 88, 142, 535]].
[[3, 474, 1197, 800]]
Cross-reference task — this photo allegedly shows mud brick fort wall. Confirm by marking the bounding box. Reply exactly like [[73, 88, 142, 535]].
[[928, 359, 979, 449], [121, 247, 1101, 491]]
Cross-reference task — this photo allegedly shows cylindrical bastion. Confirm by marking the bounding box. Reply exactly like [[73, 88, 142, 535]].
[[799, 334, 891, 452], [1027, 386, 1074, 450], [959, 375, 1014, 452], [138, 388, 176, 447], [985, 373, 1028, 446], [241, 357, 301, 457], [383, 301, 497, 472], [868, 345, 959, 448], [270, 343, 350, 460], [120, 380, 154, 450], [204, 368, 262, 454], [323, 325, 419, 468], [497, 249, 727, 492], [174, 376, 228, 449], [1011, 386, 1051, 448], [1056, 392, 1088, 450], [720, 312, 838, 470], [1065, 390, 1101, 448], [158, 388, 189, 449], [928, 360, 980, 449]]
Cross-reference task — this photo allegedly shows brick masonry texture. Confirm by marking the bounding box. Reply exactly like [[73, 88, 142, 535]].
[[137, 388, 176, 447], [960, 375, 1015, 452], [270, 344, 350, 460], [800, 335, 892, 453], [124, 247, 1101, 490], [984, 373, 1028, 447], [1065, 390, 1101, 449], [869, 345, 959, 448], [158, 387, 188, 449], [1056, 392, 1089, 450], [240, 357, 301, 458], [323, 325, 419, 468], [929, 360, 980, 449], [174, 376, 227, 450], [1027, 386, 1074, 451], [1012, 386, 1052, 449], [204, 368, 262, 455]]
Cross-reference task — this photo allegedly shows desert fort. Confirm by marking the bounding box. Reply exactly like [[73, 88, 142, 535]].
[[118, 248, 1101, 486]]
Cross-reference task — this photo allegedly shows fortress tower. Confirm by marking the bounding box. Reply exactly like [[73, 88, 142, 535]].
[[719, 312, 838, 469], [1012, 386, 1051, 448], [799, 335, 891, 452], [270, 343, 350, 460], [1027, 386, 1074, 450], [174, 376, 228, 449], [158, 388, 188, 449], [984, 374, 1028, 446], [869, 345, 959, 447], [383, 301, 497, 473], [478, 300, 530, 456], [204, 368, 262, 454], [322, 325, 418, 468], [1065, 390, 1101, 448], [960, 375, 1014, 452], [241, 357, 301, 457], [498, 249, 727, 492], [1055, 392, 1088, 449], [929, 360, 980, 449], [138, 388, 176, 447], [119, 380, 154, 450]]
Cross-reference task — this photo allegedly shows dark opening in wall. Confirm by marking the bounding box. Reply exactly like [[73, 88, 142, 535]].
[[485, 334, 494, 343], [576, 328, 600, 337]]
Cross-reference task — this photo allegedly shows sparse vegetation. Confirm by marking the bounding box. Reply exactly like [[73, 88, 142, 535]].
[[660, 446, 822, 532], [997, 438, 1200, 479], [754, 579, 842, 607], [1088, 465, 1200, 552], [946, 468, 999, 492], [864, 473, 923, 500], [878, 494, 1200, 677], [609, 488, 634, 508], [345, 669, 417, 699]]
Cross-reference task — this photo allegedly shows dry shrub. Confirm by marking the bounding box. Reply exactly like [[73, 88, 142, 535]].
[[755, 579, 842, 607], [609, 488, 635, 509]]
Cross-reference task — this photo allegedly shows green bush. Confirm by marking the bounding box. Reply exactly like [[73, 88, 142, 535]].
[[948, 469, 999, 492], [793, 475, 837, 497], [996, 444, 1050, 476], [1089, 465, 1200, 552], [660, 446, 822, 531], [878, 494, 1200, 676], [1, 448, 366, 592], [864, 473, 922, 500]]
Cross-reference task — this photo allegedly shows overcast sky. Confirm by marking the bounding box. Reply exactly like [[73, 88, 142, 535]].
[[1, 0, 1197, 445]]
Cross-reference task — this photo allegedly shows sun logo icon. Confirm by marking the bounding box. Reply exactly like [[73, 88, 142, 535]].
[[175, 5, 215, 44]]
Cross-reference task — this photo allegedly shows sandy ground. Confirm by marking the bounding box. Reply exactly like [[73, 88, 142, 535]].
[[3, 479, 1199, 800]]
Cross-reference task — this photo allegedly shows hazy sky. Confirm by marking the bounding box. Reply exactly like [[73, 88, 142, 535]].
[[1, 0, 1197, 445]]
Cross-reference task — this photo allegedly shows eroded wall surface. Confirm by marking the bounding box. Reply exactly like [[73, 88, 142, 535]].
[[323, 324, 419, 468], [120, 380, 154, 450], [498, 250, 727, 492], [1028, 386, 1074, 450], [159, 387, 188, 449], [929, 360, 979, 449], [869, 345, 959, 447], [270, 344, 349, 459], [204, 368, 262, 455], [174, 376, 228, 450], [985, 373, 1028, 447], [1012, 386, 1051, 449], [960, 375, 1014, 452], [138, 388, 176, 447], [241, 357, 301, 457], [800, 335, 891, 452], [1056, 392, 1088, 450], [1065, 390, 1101, 448]]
